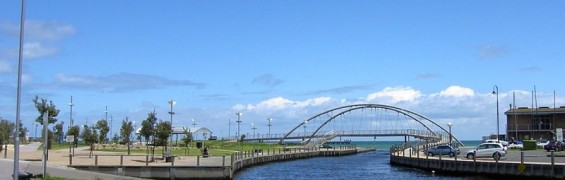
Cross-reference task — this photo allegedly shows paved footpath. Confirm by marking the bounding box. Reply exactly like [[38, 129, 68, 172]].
[[0, 142, 143, 180]]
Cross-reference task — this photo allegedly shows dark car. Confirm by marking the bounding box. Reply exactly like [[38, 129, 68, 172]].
[[544, 141, 562, 152], [426, 145, 460, 157]]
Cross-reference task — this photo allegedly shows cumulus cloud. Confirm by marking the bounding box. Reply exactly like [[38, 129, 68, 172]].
[[438, 86, 475, 97], [366, 87, 422, 103], [233, 96, 331, 111]]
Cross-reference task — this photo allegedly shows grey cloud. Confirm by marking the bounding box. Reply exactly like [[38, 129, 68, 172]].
[[478, 45, 507, 59], [50, 73, 205, 92], [306, 84, 374, 95], [415, 73, 441, 80], [251, 74, 283, 87], [518, 66, 542, 73]]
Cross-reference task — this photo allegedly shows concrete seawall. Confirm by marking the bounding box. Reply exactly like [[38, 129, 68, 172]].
[[72, 147, 373, 179], [390, 151, 565, 179]]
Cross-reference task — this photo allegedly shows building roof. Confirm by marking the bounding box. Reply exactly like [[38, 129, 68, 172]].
[[505, 106, 565, 115]]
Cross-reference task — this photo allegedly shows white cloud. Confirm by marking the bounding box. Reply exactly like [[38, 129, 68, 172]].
[[23, 42, 57, 59], [0, 20, 75, 41], [366, 87, 422, 103], [0, 60, 10, 73], [233, 96, 332, 111], [438, 86, 475, 97]]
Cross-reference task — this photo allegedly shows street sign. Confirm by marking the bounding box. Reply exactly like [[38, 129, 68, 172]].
[[557, 128, 563, 142], [66, 135, 74, 143]]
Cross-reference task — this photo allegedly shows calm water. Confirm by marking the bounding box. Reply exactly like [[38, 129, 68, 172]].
[[235, 141, 487, 180]]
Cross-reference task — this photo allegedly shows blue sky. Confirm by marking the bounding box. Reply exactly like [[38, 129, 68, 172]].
[[1, 1, 564, 140]]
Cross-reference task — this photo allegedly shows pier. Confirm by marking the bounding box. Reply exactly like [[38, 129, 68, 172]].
[[390, 147, 565, 179]]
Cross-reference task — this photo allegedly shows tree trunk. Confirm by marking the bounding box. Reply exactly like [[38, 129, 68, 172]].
[[127, 142, 131, 155]]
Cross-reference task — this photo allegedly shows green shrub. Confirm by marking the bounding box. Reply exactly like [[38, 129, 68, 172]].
[[523, 140, 537, 150]]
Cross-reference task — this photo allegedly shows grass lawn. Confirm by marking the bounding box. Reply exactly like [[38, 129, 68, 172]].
[[98, 140, 290, 156], [47, 142, 89, 151]]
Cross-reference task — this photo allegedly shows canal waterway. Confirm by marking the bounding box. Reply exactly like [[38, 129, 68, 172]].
[[235, 141, 489, 180]]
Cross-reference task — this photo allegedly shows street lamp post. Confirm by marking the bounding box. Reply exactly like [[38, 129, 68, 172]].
[[228, 118, 231, 140], [69, 96, 74, 156], [447, 122, 453, 145], [105, 106, 108, 141], [267, 118, 272, 143], [236, 112, 242, 152], [492, 85, 500, 141], [251, 123, 256, 139], [168, 100, 176, 153]]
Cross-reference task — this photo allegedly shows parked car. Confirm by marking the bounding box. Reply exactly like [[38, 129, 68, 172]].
[[465, 143, 506, 160], [426, 145, 460, 157], [537, 140, 550, 148], [508, 141, 523, 149], [544, 141, 562, 152], [485, 139, 509, 146]]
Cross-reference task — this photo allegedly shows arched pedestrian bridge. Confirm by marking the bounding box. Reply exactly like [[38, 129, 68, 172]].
[[246, 104, 464, 147]]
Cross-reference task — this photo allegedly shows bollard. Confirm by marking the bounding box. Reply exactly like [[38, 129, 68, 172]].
[[520, 151, 524, 164], [95, 155, 98, 165], [551, 151, 555, 175], [120, 155, 123, 166], [223, 156, 226, 166], [197, 156, 200, 166], [69, 154, 73, 165], [146, 155, 149, 166]]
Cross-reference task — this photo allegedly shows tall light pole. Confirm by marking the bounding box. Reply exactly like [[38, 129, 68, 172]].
[[267, 118, 272, 142], [69, 96, 74, 129], [105, 106, 108, 140], [236, 112, 242, 152], [447, 122, 453, 145], [492, 85, 500, 141], [168, 100, 176, 153], [69, 96, 74, 156], [14, 0, 27, 177], [228, 118, 231, 140], [251, 123, 256, 139]]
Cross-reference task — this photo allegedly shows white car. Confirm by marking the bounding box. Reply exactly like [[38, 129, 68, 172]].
[[537, 141, 549, 148], [465, 143, 506, 160], [485, 139, 509, 146]]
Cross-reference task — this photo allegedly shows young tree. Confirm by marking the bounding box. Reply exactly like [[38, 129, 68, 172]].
[[140, 112, 158, 159], [95, 119, 110, 144], [155, 120, 172, 152], [66, 125, 80, 147], [0, 118, 15, 149], [81, 125, 98, 158], [120, 117, 134, 155], [33, 96, 60, 125], [111, 133, 119, 144], [18, 122, 28, 143], [181, 129, 193, 155], [53, 122, 64, 144]]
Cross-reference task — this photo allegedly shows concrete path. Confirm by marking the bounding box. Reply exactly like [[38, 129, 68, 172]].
[[0, 142, 143, 180]]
